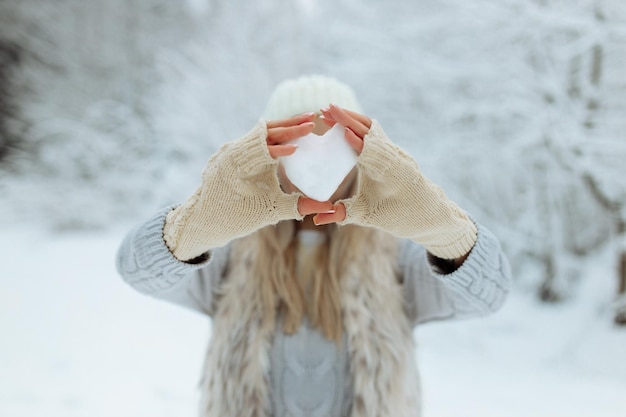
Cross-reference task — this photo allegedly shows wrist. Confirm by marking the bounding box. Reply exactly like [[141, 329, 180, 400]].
[[421, 217, 477, 259], [357, 120, 403, 180], [225, 121, 275, 179], [427, 251, 470, 274]]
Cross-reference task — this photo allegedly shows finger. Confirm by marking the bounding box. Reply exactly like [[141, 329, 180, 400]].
[[266, 112, 315, 129], [313, 203, 347, 225], [297, 197, 334, 216], [320, 107, 333, 118], [322, 106, 371, 129], [322, 106, 371, 128], [268, 144, 297, 159], [319, 107, 338, 124], [328, 104, 369, 138], [267, 122, 314, 144], [319, 115, 337, 128], [344, 127, 364, 154], [342, 108, 372, 129], [321, 109, 363, 153]]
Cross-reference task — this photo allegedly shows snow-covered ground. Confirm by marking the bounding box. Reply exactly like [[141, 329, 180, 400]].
[[1, 225, 625, 417]]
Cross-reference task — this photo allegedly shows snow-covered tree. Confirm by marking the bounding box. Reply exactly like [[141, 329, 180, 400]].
[[1, 0, 625, 320]]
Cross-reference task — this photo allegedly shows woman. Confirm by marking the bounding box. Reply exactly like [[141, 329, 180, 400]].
[[116, 75, 512, 417]]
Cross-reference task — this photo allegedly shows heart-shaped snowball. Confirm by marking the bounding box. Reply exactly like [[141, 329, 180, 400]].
[[279, 123, 357, 201]]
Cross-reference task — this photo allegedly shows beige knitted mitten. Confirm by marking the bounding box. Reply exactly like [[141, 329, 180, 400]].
[[338, 120, 477, 259], [163, 121, 303, 261]]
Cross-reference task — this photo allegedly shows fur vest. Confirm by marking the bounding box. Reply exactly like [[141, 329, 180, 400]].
[[198, 226, 421, 417]]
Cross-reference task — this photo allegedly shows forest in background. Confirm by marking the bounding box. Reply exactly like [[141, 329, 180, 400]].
[[1, 0, 625, 306]]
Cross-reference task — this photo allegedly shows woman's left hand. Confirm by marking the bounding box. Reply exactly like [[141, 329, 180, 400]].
[[314, 104, 476, 259]]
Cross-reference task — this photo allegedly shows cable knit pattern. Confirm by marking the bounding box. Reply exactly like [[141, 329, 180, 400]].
[[116, 206, 212, 294], [117, 212, 512, 417], [271, 318, 350, 417], [339, 120, 477, 259], [163, 121, 304, 261], [430, 222, 512, 315]]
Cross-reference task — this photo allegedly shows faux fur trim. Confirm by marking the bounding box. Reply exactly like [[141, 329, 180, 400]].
[[198, 235, 275, 417], [340, 227, 421, 417]]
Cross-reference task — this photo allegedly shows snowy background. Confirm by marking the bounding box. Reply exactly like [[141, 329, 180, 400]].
[[1, 0, 625, 415]]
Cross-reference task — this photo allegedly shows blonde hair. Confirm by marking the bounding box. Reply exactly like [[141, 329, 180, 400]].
[[254, 221, 368, 343]]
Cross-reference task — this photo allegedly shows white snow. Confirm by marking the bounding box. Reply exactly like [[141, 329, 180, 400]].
[[280, 124, 357, 202], [1, 226, 625, 417]]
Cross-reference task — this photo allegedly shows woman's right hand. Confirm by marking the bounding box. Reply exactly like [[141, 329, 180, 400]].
[[163, 114, 334, 261], [266, 112, 315, 158]]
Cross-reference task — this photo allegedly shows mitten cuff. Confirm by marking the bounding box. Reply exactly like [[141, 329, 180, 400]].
[[228, 120, 277, 178], [163, 120, 303, 261], [357, 120, 408, 179], [138, 206, 212, 279], [422, 216, 478, 259]]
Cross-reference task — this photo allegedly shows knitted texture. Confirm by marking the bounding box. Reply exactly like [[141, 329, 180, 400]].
[[198, 226, 421, 417], [116, 206, 212, 294], [163, 121, 304, 261], [263, 75, 362, 120], [270, 318, 350, 417], [339, 120, 478, 259], [117, 209, 512, 417]]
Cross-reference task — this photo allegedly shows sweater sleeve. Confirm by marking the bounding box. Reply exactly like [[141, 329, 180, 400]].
[[115, 206, 230, 316], [339, 120, 477, 259], [400, 221, 512, 327]]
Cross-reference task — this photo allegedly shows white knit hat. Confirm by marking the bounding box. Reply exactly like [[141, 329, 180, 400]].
[[263, 75, 362, 120]]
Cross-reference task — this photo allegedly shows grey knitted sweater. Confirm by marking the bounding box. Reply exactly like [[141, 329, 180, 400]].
[[116, 207, 511, 417]]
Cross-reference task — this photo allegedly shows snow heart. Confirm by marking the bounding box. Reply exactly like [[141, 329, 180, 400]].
[[279, 123, 358, 202]]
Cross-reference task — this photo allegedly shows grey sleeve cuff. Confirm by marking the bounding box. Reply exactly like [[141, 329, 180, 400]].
[[116, 206, 212, 295], [400, 221, 512, 326], [429, 222, 512, 316]]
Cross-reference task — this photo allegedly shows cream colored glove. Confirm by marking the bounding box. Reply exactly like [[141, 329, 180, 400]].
[[339, 120, 477, 259], [163, 121, 304, 261]]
